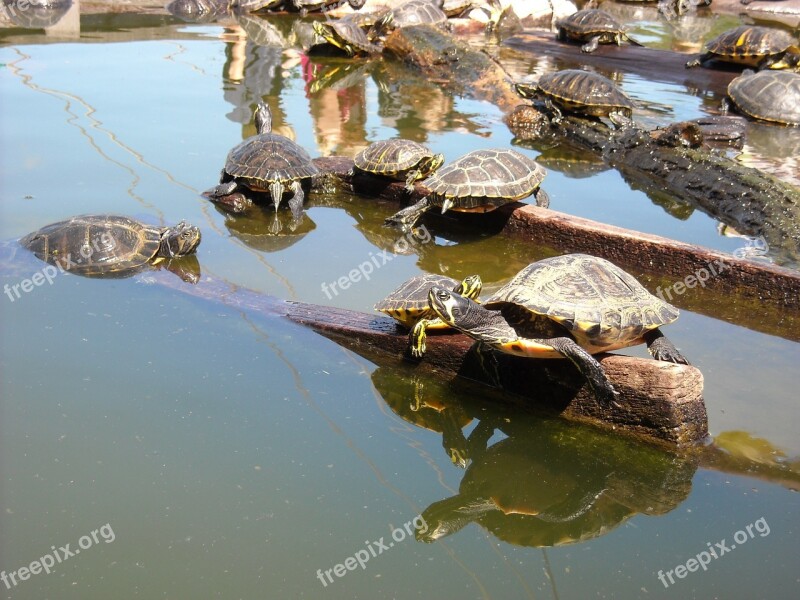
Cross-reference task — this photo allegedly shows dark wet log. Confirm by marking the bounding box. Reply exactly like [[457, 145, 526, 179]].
[[310, 156, 800, 343], [149, 270, 706, 446]]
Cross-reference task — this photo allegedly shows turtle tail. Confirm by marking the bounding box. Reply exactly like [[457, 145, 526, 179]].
[[269, 181, 284, 213]]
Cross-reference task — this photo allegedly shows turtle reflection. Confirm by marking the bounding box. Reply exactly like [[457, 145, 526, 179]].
[[214, 204, 316, 253], [415, 412, 696, 546]]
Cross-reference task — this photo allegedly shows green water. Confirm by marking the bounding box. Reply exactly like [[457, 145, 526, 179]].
[[2, 7, 799, 600]]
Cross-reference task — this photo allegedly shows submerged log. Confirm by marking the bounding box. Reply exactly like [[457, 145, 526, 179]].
[[380, 25, 800, 266]]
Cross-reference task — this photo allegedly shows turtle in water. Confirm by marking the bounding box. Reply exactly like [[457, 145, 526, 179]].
[[312, 17, 380, 56], [376, 272, 482, 358], [206, 103, 320, 220], [515, 69, 636, 128], [384, 148, 547, 231], [426, 254, 689, 407], [725, 70, 800, 126], [20, 215, 202, 282], [685, 26, 800, 70], [352, 139, 444, 191], [555, 9, 643, 53]]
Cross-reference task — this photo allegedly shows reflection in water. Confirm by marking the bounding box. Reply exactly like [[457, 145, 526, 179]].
[[166, 0, 230, 24], [215, 204, 316, 252], [735, 122, 800, 189], [1, 0, 72, 28]]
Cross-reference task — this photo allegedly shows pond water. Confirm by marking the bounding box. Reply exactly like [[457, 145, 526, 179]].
[[1, 6, 799, 599]]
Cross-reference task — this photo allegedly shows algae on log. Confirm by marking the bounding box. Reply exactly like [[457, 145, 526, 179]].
[[381, 25, 800, 266]]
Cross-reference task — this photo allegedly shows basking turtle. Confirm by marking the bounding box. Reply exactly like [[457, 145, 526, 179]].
[[353, 139, 444, 191], [167, 0, 230, 22], [206, 103, 320, 219], [2, 0, 73, 28], [555, 9, 643, 53], [230, 0, 284, 13], [376, 273, 482, 358], [426, 254, 688, 407], [376, 0, 449, 31], [726, 70, 800, 126], [515, 69, 636, 127], [384, 148, 547, 231], [291, 0, 365, 15], [312, 18, 380, 56], [685, 26, 800, 70], [20, 215, 201, 282]]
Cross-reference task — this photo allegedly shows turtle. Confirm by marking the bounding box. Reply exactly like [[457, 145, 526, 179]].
[[375, 0, 449, 32], [167, 0, 229, 23], [291, 0, 365, 15], [376, 272, 483, 358], [725, 70, 800, 126], [515, 69, 636, 127], [206, 102, 320, 220], [19, 215, 202, 282], [2, 0, 73, 28], [230, 0, 284, 13], [425, 254, 689, 407], [384, 148, 547, 231], [685, 26, 800, 70], [555, 9, 643, 53], [312, 18, 380, 56], [352, 139, 444, 191]]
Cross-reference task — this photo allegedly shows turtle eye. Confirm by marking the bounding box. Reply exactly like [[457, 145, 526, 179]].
[[436, 290, 450, 301]]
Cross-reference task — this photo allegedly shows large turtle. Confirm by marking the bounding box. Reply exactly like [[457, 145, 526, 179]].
[[515, 69, 636, 127], [376, 272, 482, 357], [555, 9, 643, 53], [426, 254, 689, 406], [206, 103, 320, 220], [725, 70, 800, 126], [375, 0, 449, 31], [2, 0, 72, 28], [685, 26, 800, 70], [20, 215, 202, 282], [384, 148, 547, 231], [353, 139, 444, 191]]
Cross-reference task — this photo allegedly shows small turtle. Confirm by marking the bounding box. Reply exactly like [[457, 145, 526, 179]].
[[555, 9, 643, 53], [685, 26, 800, 70], [20, 215, 201, 282], [426, 254, 689, 407], [376, 0, 449, 31], [230, 0, 284, 13], [384, 148, 547, 231], [291, 0, 365, 15], [376, 273, 482, 358], [726, 70, 800, 126], [353, 139, 444, 191], [206, 103, 320, 220], [312, 18, 380, 56], [515, 69, 636, 127]]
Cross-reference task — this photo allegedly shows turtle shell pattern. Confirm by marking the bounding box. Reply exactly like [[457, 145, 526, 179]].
[[702, 26, 798, 67], [536, 70, 635, 118], [329, 19, 378, 53], [556, 9, 624, 40], [20, 215, 163, 277], [484, 254, 679, 351], [422, 148, 546, 210], [390, 0, 448, 27], [225, 132, 319, 191], [728, 70, 800, 126], [376, 273, 460, 327], [354, 139, 437, 177]]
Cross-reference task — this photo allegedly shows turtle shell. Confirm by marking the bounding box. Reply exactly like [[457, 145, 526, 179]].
[[728, 70, 800, 126], [556, 9, 623, 38], [19, 215, 163, 277], [536, 70, 635, 118], [422, 148, 546, 211], [389, 0, 448, 27], [703, 26, 798, 67], [376, 273, 460, 327], [328, 19, 379, 53], [224, 130, 319, 191], [231, 0, 282, 12], [354, 139, 438, 178], [485, 254, 679, 352]]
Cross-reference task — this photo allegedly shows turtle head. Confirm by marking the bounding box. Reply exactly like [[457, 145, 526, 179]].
[[454, 274, 482, 300], [421, 153, 445, 177], [428, 287, 479, 329], [160, 221, 201, 258], [254, 102, 273, 135], [514, 81, 539, 99]]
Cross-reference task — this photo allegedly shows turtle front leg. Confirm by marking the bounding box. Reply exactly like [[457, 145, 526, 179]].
[[408, 317, 446, 358], [269, 180, 285, 213], [644, 328, 690, 365], [685, 52, 711, 68], [581, 36, 601, 53], [404, 169, 422, 193], [385, 197, 431, 231], [545, 336, 620, 408], [287, 181, 305, 222]]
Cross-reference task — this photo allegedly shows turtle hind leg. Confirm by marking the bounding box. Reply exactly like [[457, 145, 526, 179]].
[[269, 180, 285, 213], [384, 197, 431, 231], [546, 337, 620, 408], [644, 328, 689, 365], [581, 36, 600, 53], [287, 181, 305, 222]]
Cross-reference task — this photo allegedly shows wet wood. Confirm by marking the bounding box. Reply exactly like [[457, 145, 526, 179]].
[[310, 156, 800, 342], [150, 270, 707, 446]]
